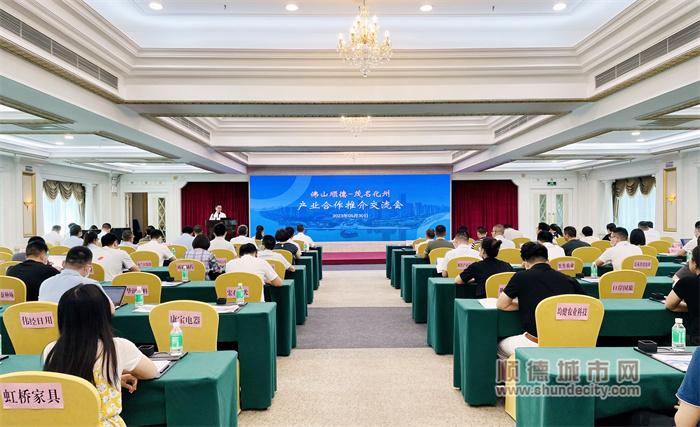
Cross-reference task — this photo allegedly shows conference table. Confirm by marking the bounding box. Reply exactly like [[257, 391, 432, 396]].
[[302, 249, 321, 290], [452, 299, 688, 406], [427, 276, 675, 355], [386, 244, 411, 279], [400, 255, 428, 302], [297, 256, 316, 300], [0, 351, 239, 427], [657, 253, 687, 263], [315, 245, 323, 280], [515, 347, 690, 426], [390, 248, 416, 289]]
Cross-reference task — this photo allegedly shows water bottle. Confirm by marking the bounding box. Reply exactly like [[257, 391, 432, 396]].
[[170, 322, 183, 356], [181, 265, 189, 282], [688, 252, 692, 263], [134, 286, 144, 308], [236, 282, 245, 304], [171, 247, 176, 257], [672, 318, 686, 352], [303, 242, 308, 252], [590, 264, 598, 279]]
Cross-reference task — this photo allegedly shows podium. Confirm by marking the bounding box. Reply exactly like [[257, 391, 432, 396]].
[[206, 219, 237, 240]]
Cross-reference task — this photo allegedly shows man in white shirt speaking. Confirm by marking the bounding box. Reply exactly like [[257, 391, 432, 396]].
[[225, 243, 283, 301], [594, 227, 643, 271], [209, 204, 227, 221], [96, 233, 139, 281]]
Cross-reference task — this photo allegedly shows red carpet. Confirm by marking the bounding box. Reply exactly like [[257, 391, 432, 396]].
[[323, 252, 386, 265]]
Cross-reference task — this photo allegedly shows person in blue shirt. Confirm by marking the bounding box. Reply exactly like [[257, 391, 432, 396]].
[[676, 347, 700, 427]]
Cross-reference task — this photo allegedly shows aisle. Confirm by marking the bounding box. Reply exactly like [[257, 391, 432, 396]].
[[238, 266, 513, 426]]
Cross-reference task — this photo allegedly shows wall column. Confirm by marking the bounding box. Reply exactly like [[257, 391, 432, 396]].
[[83, 183, 94, 228], [602, 180, 613, 226]]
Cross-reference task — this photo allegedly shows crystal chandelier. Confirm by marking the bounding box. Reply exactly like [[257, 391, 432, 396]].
[[340, 116, 372, 136], [337, 0, 392, 77]]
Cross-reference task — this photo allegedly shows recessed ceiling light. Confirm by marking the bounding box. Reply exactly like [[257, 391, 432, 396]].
[[420, 5, 433, 12], [149, 2, 163, 10], [637, 139, 645, 142], [64, 135, 74, 140], [631, 131, 641, 136], [285, 4, 299, 11], [55, 142, 64, 145], [552, 3, 567, 11], [139, 163, 147, 166]]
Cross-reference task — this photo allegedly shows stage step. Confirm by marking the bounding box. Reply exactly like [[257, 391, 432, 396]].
[[322, 252, 385, 265]]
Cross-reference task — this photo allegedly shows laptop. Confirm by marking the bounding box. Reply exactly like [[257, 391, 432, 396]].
[[103, 286, 127, 308]]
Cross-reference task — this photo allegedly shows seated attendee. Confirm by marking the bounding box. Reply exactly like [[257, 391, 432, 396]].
[[61, 224, 83, 248], [170, 226, 195, 251], [455, 237, 513, 298], [193, 224, 204, 236], [602, 222, 616, 241], [43, 284, 157, 426], [675, 347, 700, 426], [136, 229, 177, 266], [674, 235, 700, 282], [678, 221, 700, 258], [230, 225, 256, 245], [561, 226, 590, 256], [38, 246, 113, 310], [644, 220, 660, 243], [285, 226, 301, 251], [666, 245, 699, 346], [183, 234, 222, 280], [503, 224, 523, 241], [491, 224, 516, 249], [538, 231, 565, 260], [496, 242, 587, 358], [422, 224, 454, 259], [225, 243, 283, 301], [11, 235, 45, 262], [549, 223, 563, 239], [254, 225, 264, 241], [594, 227, 643, 270], [97, 234, 139, 282], [42, 225, 64, 247], [97, 223, 111, 239], [138, 225, 156, 244], [274, 228, 300, 260], [536, 222, 551, 235], [83, 231, 100, 253], [579, 226, 598, 244], [258, 235, 295, 273], [120, 229, 139, 249], [294, 224, 316, 249], [6, 240, 60, 301], [208, 223, 236, 253], [471, 226, 487, 249], [439, 231, 481, 276], [424, 228, 436, 242], [629, 228, 646, 247], [89, 225, 99, 232]]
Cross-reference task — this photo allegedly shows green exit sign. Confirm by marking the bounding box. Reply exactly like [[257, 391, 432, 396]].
[[547, 181, 557, 186]]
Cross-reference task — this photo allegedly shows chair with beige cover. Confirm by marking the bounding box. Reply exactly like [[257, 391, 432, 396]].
[[149, 301, 219, 352], [445, 257, 481, 278], [0, 276, 27, 305], [485, 272, 515, 298], [215, 272, 264, 303], [598, 270, 647, 299], [548, 256, 583, 277], [48, 246, 70, 255], [620, 254, 659, 277], [3, 301, 59, 354], [118, 245, 136, 254], [429, 247, 452, 265], [640, 245, 658, 257], [496, 248, 522, 264], [0, 261, 21, 276], [130, 251, 160, 268], [571, 246, 602, 263], [0, 246, 12, 255], [168, 244, 187, 259], [87, 262, 105, 282], [659, 236, 675, 244], [273, 249, 293, 265], [590, 240, 612, 252], [211, 249, 236, 265], [266, 259, 286, 278], [112, 272, 162, 304], [168, 259, 206, 281], [647, 240, 672, 254], [512, 237, 530, 248]]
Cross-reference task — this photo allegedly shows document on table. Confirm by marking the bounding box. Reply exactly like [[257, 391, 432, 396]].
[[435, 258, 444, 272], [213, 304, 241, 314], [161, 281, 183, 287], [582, 277, 601, 283], [132, 304, 158, 313], [651, 353, 693, 372], [478, 298, 498, 309], [152, 360, 170, 374]]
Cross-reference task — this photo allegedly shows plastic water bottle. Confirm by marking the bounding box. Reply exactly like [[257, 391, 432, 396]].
[[171, 247, 176, 257], [688, 252, 692, 263], [181, 265, 189, 282], [590, 264, 598, 279], [236, 282, 245, 304], [672, 318, 686, 351], [134, 286, 144, 308], [170, 322, 183, 356], [303, 242, 308, 252]]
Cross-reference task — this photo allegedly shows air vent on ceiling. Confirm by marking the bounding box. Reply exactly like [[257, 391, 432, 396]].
[[494, 115, 539, 138], [0, 9, 119, 89], [643, 118, 696, 127], [169, 117, 211, 140], [15, 123, 71, 131], [595, 20, 699, 88]]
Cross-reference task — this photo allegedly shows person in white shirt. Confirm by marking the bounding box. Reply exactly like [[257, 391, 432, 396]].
[[209, 204, 227, 221], [492, 224, 516, 249], [170, 226, 195, 251], [208, 223, 237, 254], [225, 244, 283, 301], [96, 233, 139, 281], [594, 227, 643, 271], [136, 230, 176, 266], [229, 225, 256, 246], [639, 221, 660, 243], [120, 230, 139, 249], [61, 224, 84, 248], [678, 221, 700, 258], [537, 231, 565, 260], [503, 224, 523, 241], [440, 231, 482, 276], [43, 225, 64, 247], [257, 235, 295, 273], [97, 223, 111, 240], [579, 226, 599, 244], [294, 224, 316, 249]]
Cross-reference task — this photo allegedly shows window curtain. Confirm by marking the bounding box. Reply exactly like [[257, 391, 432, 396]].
[[181, 182, 249, 233], [42, 190, 82, 234], [612, 176, 655, 224], [42, 180, 85, 228], [451, 180, 518, 238]]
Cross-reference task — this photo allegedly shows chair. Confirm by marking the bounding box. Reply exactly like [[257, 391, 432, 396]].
[[273, 249, 293, 265], [496, 248, 522, 264], [211, 249, 236, 265], [473, 243, 481, 252], [640, 245, 658, 256], [590, 240, 611, 251], [87, 262, 105, 282], [598, 270, 647, 299], [512, 237, 530, 248], [130, 251, 160, 268], [0, 252, 13, 263], [137, 240, 149, 245], [48, 246, 70, 255], [411, 238, 425, 248], [233, 243, 243, 257], [468, 238, 474, 244], [215, 272, 264, 303], [0, 260, 21, 275], [45, 242, 54, 249], [620, 254, 659, 277], [266, 259, 286, 278], [3, 301, 59, 354], [535, 294, 605, 347], [659, 236, 675, 244], [0, 371, 101, 427], [97, 242, 102, 247], [168, 259, 206, 281], [112, 272, 162, 304], [169, 244, 187, 259], [445, 256, 481, 278], [0, 276, 27, 305], [0, 246, 12, 255], [255, 239, 262, 248], [118, 245, 136, 254], [555, 237, 566, 247], [647, 240, 672, 254], [484, 272, 515, 298], [293, 239, 306, 251], [429, 247, 452, 265], [149, 301, 219, 352], [571, 246, 602, 263], [549, 256, 583, 277], [416, 242, 428, 255]]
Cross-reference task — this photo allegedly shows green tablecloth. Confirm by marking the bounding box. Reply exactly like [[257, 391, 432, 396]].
[[391, 249, 415, 289], [386, 244, 410, 278], [0, 351, 239, 427], [141, 266, 171, 280], [658, 253, 686, 263], [315, 245, 323, 280], [302, 250, 321, 290], [297, 256, 315, 302], [412, 264, 440, 323], [453, 299, 687, 406], [400, 255, 428, 302], [287, 265, 308, 324], [515, 347, 688, 426]]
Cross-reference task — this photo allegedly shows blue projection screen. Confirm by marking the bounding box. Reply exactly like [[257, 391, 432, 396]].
[[250, 175, 450, 242]]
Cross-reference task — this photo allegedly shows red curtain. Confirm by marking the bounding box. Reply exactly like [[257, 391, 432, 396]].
[[181, 182, 249, 233], [451, 180, 518, 237]]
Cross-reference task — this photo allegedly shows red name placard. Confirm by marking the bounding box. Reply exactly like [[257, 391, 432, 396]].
[[168, 310, 202, 327], [20, 312, 55, 329], [555, 303, 589, 320], [226, 287, 250, 299], [557, 261, 576, 271], [1, 383, 63, 409], [0, 289, 15, 301], [176, 263, 194, 272], [633, 260, 652, 269], [125, 285, 149, 296], [136, 261, 152, 268], [457, 260, 474, 269], [611, 282, 635, 294]]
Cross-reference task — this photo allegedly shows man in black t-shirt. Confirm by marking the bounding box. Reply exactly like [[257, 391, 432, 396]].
[[496, 242, 587, 358], [6, 240, 60, 301]]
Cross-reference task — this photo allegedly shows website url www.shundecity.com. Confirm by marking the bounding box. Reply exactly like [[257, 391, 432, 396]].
[[495, 383, 641, 399]]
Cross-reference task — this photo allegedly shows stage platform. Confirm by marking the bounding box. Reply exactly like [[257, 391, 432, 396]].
[[322, 251, 385, 265]]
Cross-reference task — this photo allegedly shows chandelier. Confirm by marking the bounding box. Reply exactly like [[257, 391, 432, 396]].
[[340, 116, 372, 136], [337, 0, 392, 77]]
